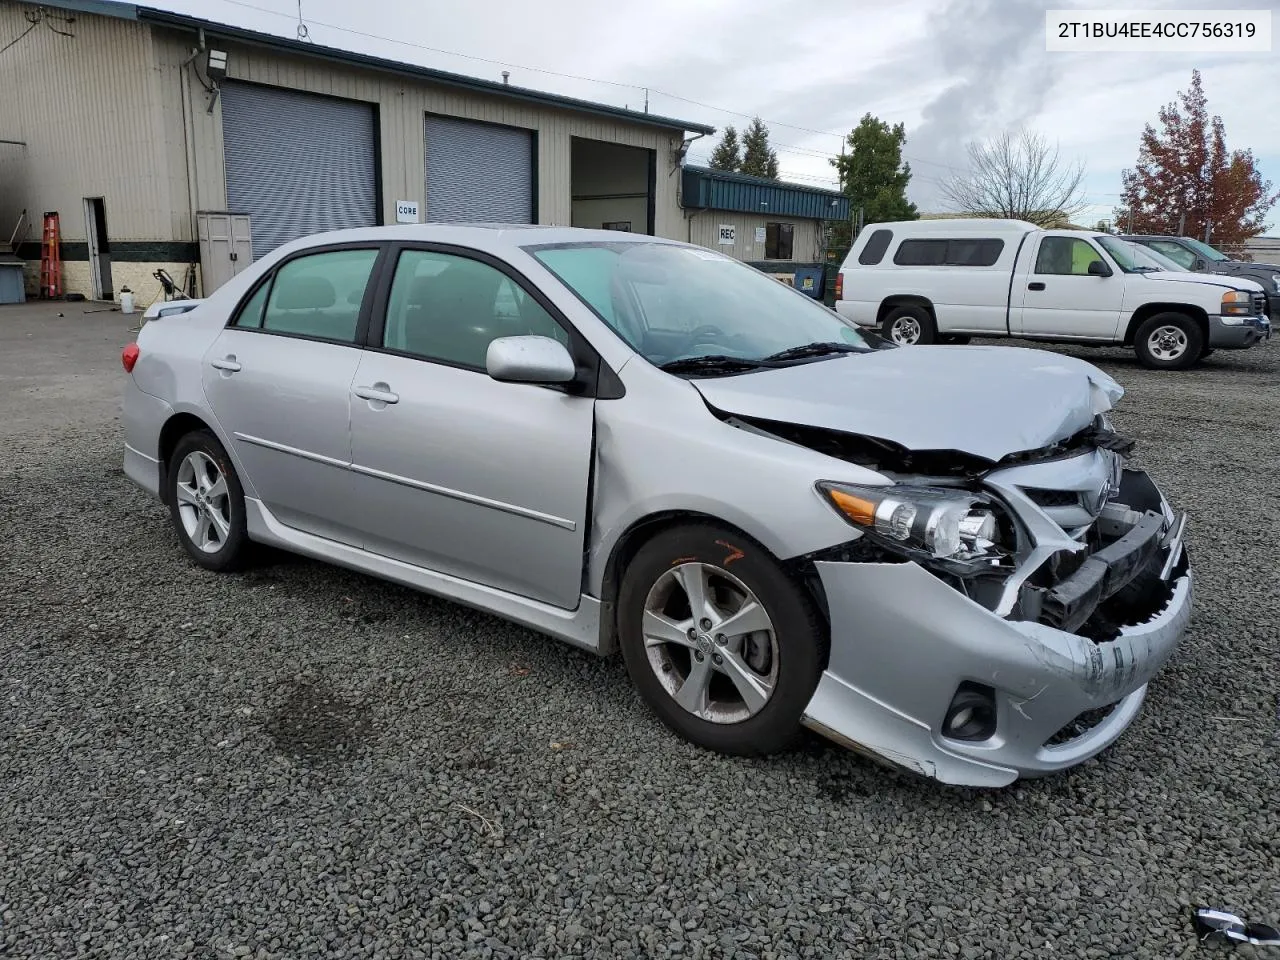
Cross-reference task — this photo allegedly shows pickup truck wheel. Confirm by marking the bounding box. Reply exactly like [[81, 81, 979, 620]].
[[1134, 313, 1204, 371], [882, 305, 936, 346]]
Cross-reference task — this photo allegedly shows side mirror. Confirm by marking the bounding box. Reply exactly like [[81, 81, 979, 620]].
[[1193, 258, 1207, 271], [486, 335, 576, 384], [1087, 260, 1111, 277]]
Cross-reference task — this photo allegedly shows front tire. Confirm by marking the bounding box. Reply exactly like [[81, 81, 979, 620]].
[[617, 523, 826, 756], [167, 429, 252, 572], [1134, 312, 1204, 371], [881, 305, 937, 345]]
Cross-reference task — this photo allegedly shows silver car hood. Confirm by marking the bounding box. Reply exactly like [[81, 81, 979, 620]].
[[692, 345, 1124, 463]]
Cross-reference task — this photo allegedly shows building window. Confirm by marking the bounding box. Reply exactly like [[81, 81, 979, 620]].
[[765, 222, 794, 260]]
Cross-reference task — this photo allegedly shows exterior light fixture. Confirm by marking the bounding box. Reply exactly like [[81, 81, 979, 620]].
[[207, 49, 228, 80]]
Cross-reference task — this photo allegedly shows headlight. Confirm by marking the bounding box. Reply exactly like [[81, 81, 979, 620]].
[[1271, 275, 1280, 293], [1221, 290, 1251, 315], [816, 481, 1001, 560]]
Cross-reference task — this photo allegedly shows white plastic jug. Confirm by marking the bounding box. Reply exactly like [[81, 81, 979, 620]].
[[120, 286, 135, 314]]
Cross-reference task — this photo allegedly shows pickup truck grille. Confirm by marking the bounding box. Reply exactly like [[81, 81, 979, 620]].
[[1252, 292, 1267, 316]]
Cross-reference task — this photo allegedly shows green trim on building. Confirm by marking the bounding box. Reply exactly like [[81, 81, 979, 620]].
[[15, 241, 200, 262]]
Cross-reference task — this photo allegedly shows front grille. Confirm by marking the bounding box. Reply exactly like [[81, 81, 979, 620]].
[[1045, 702, 1121, 746], [1253, 292, 1267, 316]]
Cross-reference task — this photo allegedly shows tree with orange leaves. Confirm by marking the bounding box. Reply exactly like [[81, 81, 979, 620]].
[[1115, 70, 1277, 245]]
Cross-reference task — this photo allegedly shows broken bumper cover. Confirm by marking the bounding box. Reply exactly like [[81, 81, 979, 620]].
[[1207, 313, 1271, 348], [801, 515, 1191, 788]]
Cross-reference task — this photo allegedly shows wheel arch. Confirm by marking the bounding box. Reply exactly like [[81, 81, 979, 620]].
[[1122, 303, 1208, 346], [594, 509, 831, 662], [876, 295, 935, 327], [157, 411, 233, 504]]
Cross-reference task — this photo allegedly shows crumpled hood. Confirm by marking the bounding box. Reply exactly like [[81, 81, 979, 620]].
[[692, 345, 1123, 463]]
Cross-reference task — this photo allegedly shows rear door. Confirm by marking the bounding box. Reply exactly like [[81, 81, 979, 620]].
[[201, 244, 384, 545], [346, 244, 595, 609], [1011, 234, 1126, 339]]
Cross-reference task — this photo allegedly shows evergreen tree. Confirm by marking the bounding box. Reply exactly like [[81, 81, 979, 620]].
[[739, 116, 779, 179], [708, 125, 741, 171]]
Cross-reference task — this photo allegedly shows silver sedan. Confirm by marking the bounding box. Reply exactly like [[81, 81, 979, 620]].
[[121, 225, 1192, 787]]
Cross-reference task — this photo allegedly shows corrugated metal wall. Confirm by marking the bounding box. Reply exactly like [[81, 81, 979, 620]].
[[154, 29, 687, 239], [688, 213, 821, 263], [0, 3, 176, 242]]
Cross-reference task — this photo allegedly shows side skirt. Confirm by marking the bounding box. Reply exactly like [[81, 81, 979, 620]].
[[243, 498, 604, 655]]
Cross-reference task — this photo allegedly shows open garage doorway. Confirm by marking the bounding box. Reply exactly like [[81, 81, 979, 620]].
[[570, 138, 655, 235]]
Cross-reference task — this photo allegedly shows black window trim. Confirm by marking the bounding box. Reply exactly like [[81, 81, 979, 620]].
[[764, 221, 795, 261], [223, 240, 390, 349], [361, 240, 623, 399]]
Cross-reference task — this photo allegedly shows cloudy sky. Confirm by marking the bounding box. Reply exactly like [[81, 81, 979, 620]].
[[160, 0, 1280, 230]]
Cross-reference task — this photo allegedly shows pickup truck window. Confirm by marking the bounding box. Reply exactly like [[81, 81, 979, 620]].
[[1146, 239, 1196, 269], [893, 238, 1004, 267], [1034, 237, 1104, 276], [859, 229, 893, 265]]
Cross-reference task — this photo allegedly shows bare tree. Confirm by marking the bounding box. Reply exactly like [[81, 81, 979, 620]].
[[940, 130, 1088, 226]]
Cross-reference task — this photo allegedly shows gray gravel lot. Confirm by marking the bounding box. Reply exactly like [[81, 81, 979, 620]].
[[2, 302, 1278, 959]]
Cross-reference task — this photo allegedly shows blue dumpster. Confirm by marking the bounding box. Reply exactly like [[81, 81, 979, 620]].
[[792, 264, 825, 299]]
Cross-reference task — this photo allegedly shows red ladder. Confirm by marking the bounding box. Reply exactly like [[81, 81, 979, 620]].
[[39, 211, 62, 299]]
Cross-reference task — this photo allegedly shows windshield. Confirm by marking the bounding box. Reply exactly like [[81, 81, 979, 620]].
[[1096, 236, 1176, 272], [1181, 236, 1230, 261], [1134, 244, 1189, 272], [527, 241, 870, 372]]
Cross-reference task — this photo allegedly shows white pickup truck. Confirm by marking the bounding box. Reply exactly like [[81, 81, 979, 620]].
[[835, 218, 1272, 370]]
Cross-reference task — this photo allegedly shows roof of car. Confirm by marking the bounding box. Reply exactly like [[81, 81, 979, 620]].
[[270, 223, 688, 254]]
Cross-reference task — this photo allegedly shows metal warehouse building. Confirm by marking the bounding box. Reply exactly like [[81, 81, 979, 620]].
[[0, 0, 846, 303]]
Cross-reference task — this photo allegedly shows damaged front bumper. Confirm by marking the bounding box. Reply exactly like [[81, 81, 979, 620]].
[[801, 468, 1191, 788]]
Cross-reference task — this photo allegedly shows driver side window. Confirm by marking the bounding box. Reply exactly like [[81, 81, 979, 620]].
[[381, 250, 570, 369], [1035, 237, 1104, 276], [1149, 240, 1196, 269]]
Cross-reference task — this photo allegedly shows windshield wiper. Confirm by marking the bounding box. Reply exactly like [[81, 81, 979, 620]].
[[760, 341, 865, 363], [659, 354, 769, 375]]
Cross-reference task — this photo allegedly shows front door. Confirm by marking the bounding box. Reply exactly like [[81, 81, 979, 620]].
[[201, 245, 383, 545], [1013, 235, 1126, 339], [348, 246, 595, 609]]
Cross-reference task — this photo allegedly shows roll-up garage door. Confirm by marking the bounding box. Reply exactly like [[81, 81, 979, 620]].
[[221, 82, 379, 260], [425, 115, 533, 224]]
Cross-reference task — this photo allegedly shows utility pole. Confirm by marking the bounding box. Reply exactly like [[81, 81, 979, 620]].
[[1204, 221, 1213, 243], [1177, 212, 1186, 236], [643, 88, 648, 113]]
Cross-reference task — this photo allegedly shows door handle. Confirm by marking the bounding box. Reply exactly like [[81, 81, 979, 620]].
[[353, 383, 399, 405], [210, 356, 241, 372], [1027, 282, 1046, 291]]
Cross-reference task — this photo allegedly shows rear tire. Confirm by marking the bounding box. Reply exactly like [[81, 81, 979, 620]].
[[881, 305, 937, 346], [167, 430, 252, 572], [617, 523, 826, 757], [1133, 313, 1204, 371]]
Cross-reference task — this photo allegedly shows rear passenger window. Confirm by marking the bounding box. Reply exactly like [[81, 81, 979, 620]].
[[259, 249, 379, 342], [232, 280, 269, 329], [858, 229, 893, 265], [893, 238, 1004, 266]]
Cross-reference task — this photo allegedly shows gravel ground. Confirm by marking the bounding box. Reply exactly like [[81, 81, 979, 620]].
[[2, 303, 1278, 959]]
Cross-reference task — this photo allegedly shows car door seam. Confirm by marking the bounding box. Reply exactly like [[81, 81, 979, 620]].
[[345, 461, 578, 531]]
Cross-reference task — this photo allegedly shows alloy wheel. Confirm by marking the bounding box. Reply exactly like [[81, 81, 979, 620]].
[[174, 451, 232, 553], [641, 562, 779, 724]]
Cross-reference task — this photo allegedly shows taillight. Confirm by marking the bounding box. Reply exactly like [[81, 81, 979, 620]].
[[835, 272, 844, 300], [121, 343, 140, 373]]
